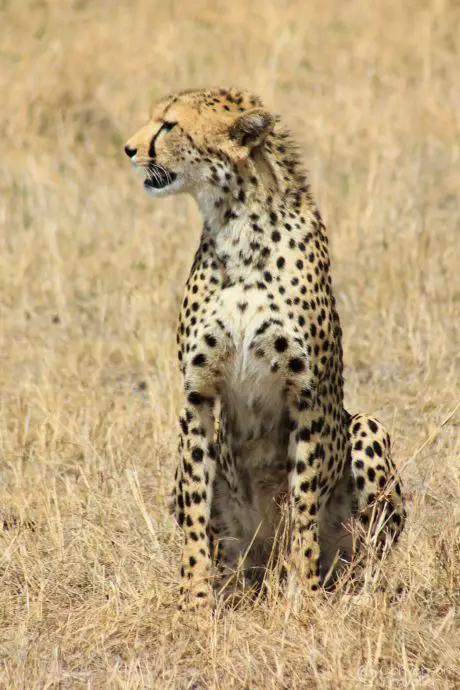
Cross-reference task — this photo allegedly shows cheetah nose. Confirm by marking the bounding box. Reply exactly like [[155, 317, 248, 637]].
[[124, 144, 137, 159]]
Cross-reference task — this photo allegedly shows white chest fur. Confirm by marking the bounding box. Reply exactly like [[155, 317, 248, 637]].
[[213, 285, 286, 470]]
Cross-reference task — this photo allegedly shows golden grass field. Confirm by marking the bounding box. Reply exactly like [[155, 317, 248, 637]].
[[1, 0, 459, 687]]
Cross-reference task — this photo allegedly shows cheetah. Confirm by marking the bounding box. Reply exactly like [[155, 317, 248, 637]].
[[124, 87, 405, 611]]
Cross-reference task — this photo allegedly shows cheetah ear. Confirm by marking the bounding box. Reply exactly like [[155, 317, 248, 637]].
[[229, 108, 275, 148]]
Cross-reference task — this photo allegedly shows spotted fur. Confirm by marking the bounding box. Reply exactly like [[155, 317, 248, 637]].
[[125, 87, 406, 610]]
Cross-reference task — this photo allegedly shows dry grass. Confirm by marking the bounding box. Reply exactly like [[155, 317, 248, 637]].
[[1, 0, 459, 687]]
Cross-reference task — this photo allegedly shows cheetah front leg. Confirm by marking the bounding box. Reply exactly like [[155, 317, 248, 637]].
[[285, 404, 328, 602], [176, 392, 216, 612]]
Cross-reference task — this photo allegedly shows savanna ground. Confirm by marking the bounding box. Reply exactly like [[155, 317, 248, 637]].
[[0, 0, 459, 687]]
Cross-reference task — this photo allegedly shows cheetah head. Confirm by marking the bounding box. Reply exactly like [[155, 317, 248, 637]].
[[124, 87, 275, 200]]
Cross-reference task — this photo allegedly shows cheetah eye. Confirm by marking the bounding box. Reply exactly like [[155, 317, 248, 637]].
[[160, 121, 177, 133]]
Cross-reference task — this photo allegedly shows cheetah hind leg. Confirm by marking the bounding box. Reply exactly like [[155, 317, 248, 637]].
[[348, 413, 406, 554], [319, 413, 406, 588]]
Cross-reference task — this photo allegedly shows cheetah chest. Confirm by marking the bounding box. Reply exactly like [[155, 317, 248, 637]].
[[215, 286, 289, 472]]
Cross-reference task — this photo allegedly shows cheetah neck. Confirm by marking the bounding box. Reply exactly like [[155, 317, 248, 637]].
[[195, 131, 317, 283]]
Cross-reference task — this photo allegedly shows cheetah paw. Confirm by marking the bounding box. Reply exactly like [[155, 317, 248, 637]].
[[174, 582, 214, 618]]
